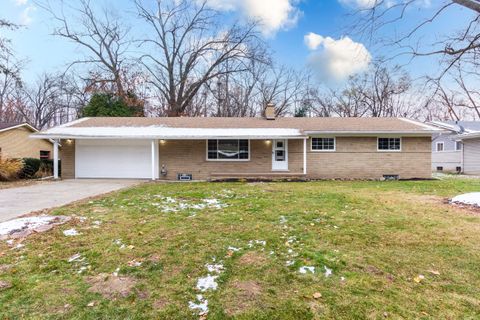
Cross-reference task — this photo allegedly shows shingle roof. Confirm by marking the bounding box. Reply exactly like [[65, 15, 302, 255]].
[[32, 117, 440, 139], [69, 117, 435, 132]]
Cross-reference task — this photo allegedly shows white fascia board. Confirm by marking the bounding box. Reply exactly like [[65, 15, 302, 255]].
[[0, 123, 38, 134], [304, 130, 438, 136], [399, 118, 444, 131], [30, 127, 306, 140]]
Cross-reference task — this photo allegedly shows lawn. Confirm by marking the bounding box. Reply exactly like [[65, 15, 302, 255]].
[[1, 179, 480, 319]]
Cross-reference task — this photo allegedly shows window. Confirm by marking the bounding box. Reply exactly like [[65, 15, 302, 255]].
[[207, 140, 249, 161], [40, 150, 50, 160], [455, 141, 462, 151], [436, 142, 444, 152], [311, 138, 335, 151], [436, 166, 443, 171], [378, 138, 401, 151]]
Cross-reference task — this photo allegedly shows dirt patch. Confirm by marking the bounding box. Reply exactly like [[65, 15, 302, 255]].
[[238, 252, 268, 267], [0, 264, 12, 273], [0, 280, 12, 291], [153, 297, 170, 310], [86, 273, 137, 300], [364, 265, 395, 282], [224, 280, 262, 316]]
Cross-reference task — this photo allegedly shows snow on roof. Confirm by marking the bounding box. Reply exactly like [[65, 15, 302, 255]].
[[31, 126, 305, 139]]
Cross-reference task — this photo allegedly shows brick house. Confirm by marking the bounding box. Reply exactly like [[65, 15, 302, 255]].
[[32, 109, 441, 180], [0, 122, 54, 160]]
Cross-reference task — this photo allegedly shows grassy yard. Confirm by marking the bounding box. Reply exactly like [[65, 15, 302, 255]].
[[1, 179, 480, 319]]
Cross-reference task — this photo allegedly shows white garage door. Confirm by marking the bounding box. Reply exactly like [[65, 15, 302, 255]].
[[75, 139, 151, 179]]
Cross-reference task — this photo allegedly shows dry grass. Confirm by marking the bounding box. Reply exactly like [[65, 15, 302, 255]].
[[0, 179, 480, 319]]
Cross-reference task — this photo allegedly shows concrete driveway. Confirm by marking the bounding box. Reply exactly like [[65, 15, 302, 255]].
[[0, 179, 143, 222]]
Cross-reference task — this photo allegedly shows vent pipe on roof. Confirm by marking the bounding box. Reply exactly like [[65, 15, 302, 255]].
[[264, 103, 276, 120]]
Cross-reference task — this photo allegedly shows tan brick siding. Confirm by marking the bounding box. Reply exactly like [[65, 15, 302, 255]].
[[60, 139, 75, 179], [305, 137, 431, 179], [0, 127, 53, 159], [60, 136, 432, 180]]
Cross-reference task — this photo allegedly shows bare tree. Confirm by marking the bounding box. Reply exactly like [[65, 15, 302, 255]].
[[134, 0, 267, 116], [308, 61, 415, 118], [39, 0, 132, 99], [16, 73, 68, 129]]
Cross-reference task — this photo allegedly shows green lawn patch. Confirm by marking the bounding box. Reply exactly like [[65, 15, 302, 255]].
[[1, 179, 479, 319]]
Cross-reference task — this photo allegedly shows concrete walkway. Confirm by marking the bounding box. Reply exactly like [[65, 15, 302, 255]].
[[0, 179, 143, 222]]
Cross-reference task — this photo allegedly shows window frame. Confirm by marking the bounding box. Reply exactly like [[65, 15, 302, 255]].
[[310, 137, 336, 152], [436, 142, 444, 152], [377, 137, 402, 152], [39, 150, 51, 160], [455, 140, 462, 151], [205, 139, 251, 162]]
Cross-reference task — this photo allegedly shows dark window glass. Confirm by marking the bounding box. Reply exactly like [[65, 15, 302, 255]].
[[312, 138, 335, 150], [40, 150, 50, 160], [378, 138, 401, 151], [207, 140, 249, 160]]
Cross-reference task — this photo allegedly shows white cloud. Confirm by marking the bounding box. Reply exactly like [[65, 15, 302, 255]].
[[304, 33, 371, 82], [20, 5, 36, 25], [204, 0, 301, 37], [14, 0, 28, 5]]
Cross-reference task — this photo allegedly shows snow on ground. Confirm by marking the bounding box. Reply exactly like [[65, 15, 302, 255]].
[[299, 266, 315, 274], [0, 216, 70, 239], [324, 266, 333, 277], [196, 275, 219, 292], [63, 229, 79, 236], [451, 192, 480, 206], [188, 295, 209, 315], [153, 196, 228, 213]]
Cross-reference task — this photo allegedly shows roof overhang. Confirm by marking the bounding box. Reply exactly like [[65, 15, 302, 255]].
[[30, 127, 308, 140], [0, 123, 38, 134], [304, 130, 438, 137], [455, 132, 480, 140]]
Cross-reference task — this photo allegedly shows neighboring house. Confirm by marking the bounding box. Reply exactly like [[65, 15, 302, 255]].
[[32, 108, 441, 180], [0, 122, 54, 160], [429, 121, 480, 173]]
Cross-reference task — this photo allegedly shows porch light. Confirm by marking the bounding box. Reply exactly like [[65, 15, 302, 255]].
[[160, 140, 166, 144], [265, 140, 272, 145], [66, 139, 72, 144]]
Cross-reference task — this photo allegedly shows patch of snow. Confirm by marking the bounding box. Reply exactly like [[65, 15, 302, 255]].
[[205, 264, 224, 273], [0, 216, 58, 236], [279, 216, 287, 224], [299, 266, 315, 274], [92, 220, 102, 225], [113, 267, 120, 277], [324, 266, 332, 277], [188, 294, 209, 315], [5, 239, 14, 245], [63, 229, 79, 236], [196, 274, 219, 292], [227, 246, 241, 252], [13, 243, 25, 250], [286, 260, 294, 266], [451, 192, 480, 206], [248, 240, 266, 248], [68, 253, 82, 263]]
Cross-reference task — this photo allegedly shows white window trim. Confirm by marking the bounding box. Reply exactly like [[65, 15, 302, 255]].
[[310, 137, 336, 152], [455, 140, 462, 151], [205, 139, 251, 162], [436, 142, 444, 152], [377, 137, 402, 152]]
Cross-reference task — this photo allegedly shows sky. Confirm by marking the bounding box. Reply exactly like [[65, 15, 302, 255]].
[[0, 0, 474, 87]]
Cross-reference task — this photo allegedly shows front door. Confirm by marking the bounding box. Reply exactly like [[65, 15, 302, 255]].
[[272, 139, 288, 171]]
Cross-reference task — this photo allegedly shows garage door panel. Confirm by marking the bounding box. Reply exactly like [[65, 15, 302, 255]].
[[75, 140, 151, 179]]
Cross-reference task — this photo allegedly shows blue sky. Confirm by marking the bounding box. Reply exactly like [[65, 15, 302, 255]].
[[0, 0, 473, 86]]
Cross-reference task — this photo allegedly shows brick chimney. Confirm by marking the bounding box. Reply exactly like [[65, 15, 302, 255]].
[[264, 103, 276, 120]]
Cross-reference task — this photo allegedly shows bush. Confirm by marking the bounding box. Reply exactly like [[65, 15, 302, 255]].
[[0, 158, 24, 181], [21, 158, 42, 179]]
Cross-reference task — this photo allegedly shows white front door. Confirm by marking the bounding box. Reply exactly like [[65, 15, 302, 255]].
[[272, 139, 288, 171]]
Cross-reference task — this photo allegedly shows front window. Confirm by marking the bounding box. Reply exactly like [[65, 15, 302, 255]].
[[40, 150, 50, 160], [207, 140, 249, 160], [311, 138, 335, 151], [436, 142, 444, 152], [378, 138, 401, 151]]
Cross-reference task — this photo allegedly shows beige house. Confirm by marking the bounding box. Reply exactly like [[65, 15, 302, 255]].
[[32, 111, 441, 180], [0, 123, 54, 160]]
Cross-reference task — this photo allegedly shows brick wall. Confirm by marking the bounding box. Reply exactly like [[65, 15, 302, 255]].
[[60, 136, 432, 180], [60, 139, 75, 179], [0, 127, 53, 159]]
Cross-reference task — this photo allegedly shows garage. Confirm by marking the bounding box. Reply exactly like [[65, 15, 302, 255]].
[[75, 139, 153, 179]]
